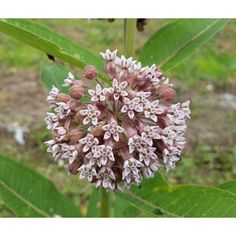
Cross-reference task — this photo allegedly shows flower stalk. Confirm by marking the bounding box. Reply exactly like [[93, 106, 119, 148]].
[[124, 19, 136, 57], [101, 188, 110, 217]]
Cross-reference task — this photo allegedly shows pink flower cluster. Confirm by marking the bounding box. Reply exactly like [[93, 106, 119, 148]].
[[44, 49, 190, 191]]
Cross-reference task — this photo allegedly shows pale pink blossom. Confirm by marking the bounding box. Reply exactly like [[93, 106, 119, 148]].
[[63, 72, 75, 87], [79, 104, 100, 126], [100, 49, 117, 61], [139, 147, 158, 166], [44, 112, 59, 130], [121, 97, 143, 119], [122, 158, 143, 187], [93, 145, 115, 167], [54, 102, 71, 119], [79, 134, 99, 152], [102, 122, 124, 141], [141, 126, 161, 146], [54, 126, 67, 141], [88, 84, 108, 102], [47, 85, 59, 106], [78, 164, 97, 182], [108, 79, 128, 100], [96, 167, 116, 190], [144, 100, 164, 122]]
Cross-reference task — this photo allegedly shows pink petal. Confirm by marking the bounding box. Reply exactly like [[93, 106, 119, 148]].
[[113, 79, 118, 87], [102, 124, 109, 131], [121, 106, 128, 113], [150, 115, 157, 122], [121, 91, 128, 97], [113, 132, 119, 141], [96, 84, 102, 92], [91, 96, 99, 102], [83, 145, 90, 152], [128, 111, 134, 119], [79, 110, 88, 115], [120, 81, 127, 89], [114, 93, 119, 100], [83, 117, 90, 125], [117, 126, 124, 132], [100, 95, 106, 101], [104, 131, 111, 140], [92, 117, 98, 126], [88, 89, 95, 96]]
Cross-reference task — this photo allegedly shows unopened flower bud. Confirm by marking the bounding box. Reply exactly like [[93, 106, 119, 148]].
[[66, 128, 84, 144], [82, 65, 97, 80], [67, 99, 81, 111], [57, 93, 71, 103], [159, 84, 176, 102], [69, 85, 85, 100], [68, 160, 81, 175], [91, 126, 104, 137]]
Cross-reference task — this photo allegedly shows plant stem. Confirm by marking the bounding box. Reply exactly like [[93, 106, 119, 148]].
[[124, 19, 136, 57], [101, 188, 110, 217]]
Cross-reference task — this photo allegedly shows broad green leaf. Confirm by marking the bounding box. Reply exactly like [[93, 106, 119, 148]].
[[0, 19, 104, 75], [217, 181, 236, 195], [40, 63, 91, 103], [40, 63, 70, 93], [113, 194, 140, 217], [0, 156, 81, 217], [139, 19, 229, 71], [118, 173, 236, 217]]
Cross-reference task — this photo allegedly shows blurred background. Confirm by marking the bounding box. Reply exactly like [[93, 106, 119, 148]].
[[0, 19, 236, 216]]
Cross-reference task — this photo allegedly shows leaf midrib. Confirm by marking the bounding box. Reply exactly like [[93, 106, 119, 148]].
[[0, 180, 50, 217], [158, 19, 221, 69], [124, 190, 179, 217]]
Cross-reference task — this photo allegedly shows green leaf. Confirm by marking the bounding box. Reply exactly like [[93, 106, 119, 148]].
[[40, 63, 70, 93], [139, 19, 229, 71], [113, 194, 140, 217], [0, 156, 81, 217], [217, 181, 236, 195], [118, 173, 236, 217], [0, 19, 104, 74]]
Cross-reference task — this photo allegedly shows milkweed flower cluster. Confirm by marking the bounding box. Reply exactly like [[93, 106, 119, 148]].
[[44, 49, 190, 191]]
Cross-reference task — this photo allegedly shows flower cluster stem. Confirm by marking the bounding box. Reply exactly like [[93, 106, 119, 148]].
[[101, 188, 110, 217], [124, 19, 136, 57]]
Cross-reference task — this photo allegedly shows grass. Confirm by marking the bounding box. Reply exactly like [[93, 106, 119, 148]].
[[0, 19, 236, 216]]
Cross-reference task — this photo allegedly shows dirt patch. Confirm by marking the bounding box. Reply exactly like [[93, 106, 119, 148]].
[[0, 66, 48, 131]]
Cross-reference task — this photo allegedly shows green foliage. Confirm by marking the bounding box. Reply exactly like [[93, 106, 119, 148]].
[[218, 181, 236, 194], [87, 189, 139, 217], [118, 173, 236, 217], [0, 156, 81, 217], [40, 63, 70, 93], [139, 19, 229, 71], [0, 19, 104, 74]]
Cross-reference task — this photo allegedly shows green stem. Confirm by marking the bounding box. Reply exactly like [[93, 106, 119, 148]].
[[101, 188, 110, 217], [124, 19, 136, 57]]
